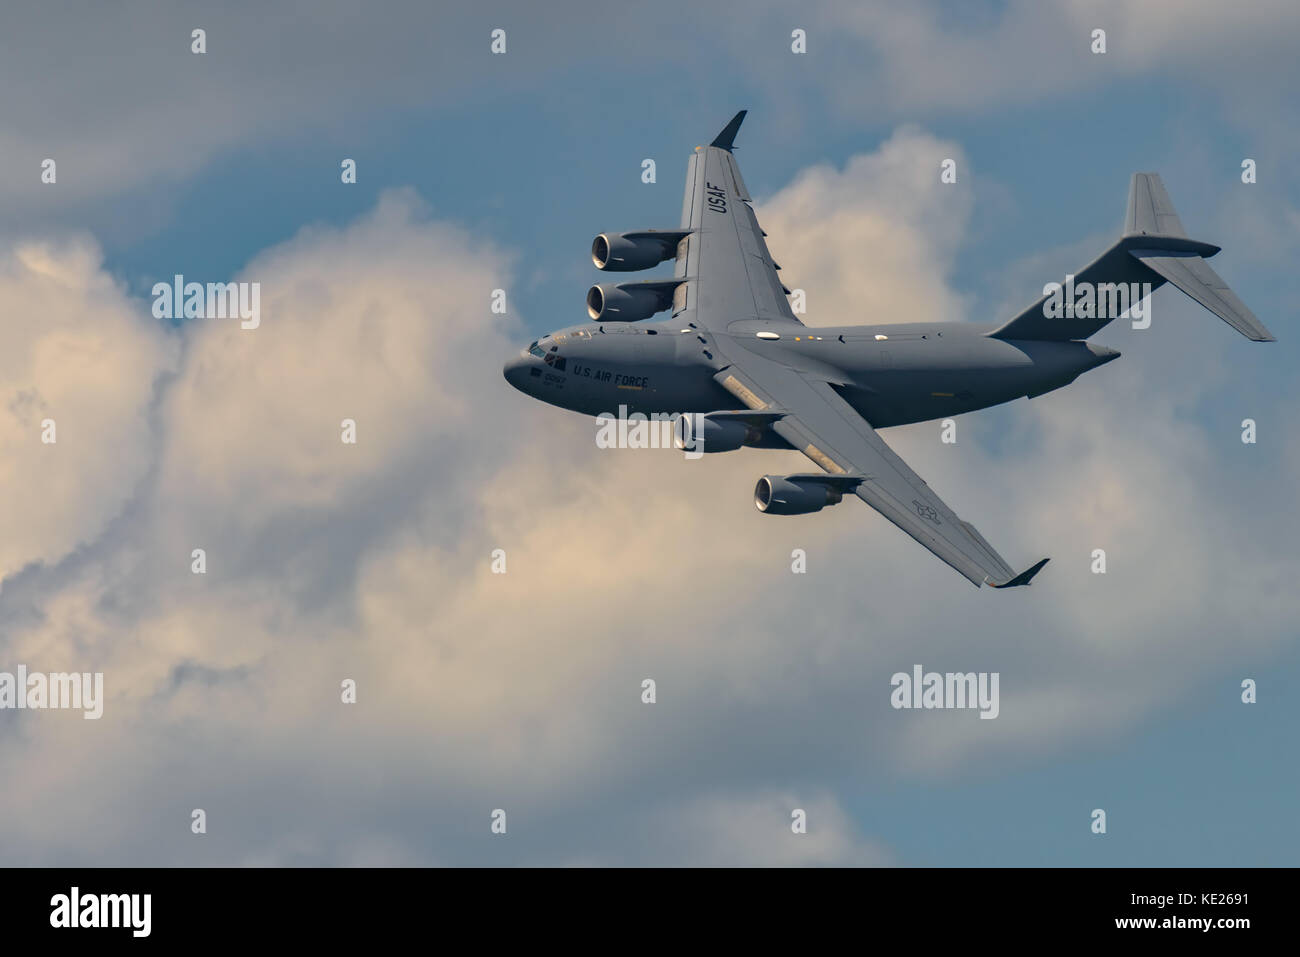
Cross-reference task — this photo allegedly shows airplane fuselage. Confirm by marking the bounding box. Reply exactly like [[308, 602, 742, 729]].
[[504, 318, 1119, 428]]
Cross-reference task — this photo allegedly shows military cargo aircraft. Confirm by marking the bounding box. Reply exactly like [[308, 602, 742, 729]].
[[504, 112, 1273, 589]]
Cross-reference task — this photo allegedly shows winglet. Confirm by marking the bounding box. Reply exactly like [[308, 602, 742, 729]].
[[987, 557, 1050, 589], [710, 110, 747, 151]]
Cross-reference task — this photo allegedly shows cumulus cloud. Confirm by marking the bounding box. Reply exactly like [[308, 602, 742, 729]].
[[759, 126, 972, 326], [0, 237, 177, 582]]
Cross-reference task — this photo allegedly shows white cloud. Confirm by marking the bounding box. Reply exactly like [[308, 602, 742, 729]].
[[759, 126, 973, 326], [0, 237, 177, 582]]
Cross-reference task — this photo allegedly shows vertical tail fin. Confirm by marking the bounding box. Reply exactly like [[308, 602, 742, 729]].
[[1124, 172, 1189, 240]]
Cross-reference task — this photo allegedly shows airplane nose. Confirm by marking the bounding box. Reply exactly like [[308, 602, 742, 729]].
[[503, 354, 532, 393]]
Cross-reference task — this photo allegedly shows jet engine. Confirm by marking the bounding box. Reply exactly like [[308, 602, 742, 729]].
[[586, 279, 682, 322], [754, 474, 860, 515], [675, 411, 793, 453], [674, 414, 751, 453], [591, 230, 690, 271]]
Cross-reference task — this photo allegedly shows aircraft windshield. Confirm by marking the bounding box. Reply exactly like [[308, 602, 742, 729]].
[[528, 341, 546, 358]]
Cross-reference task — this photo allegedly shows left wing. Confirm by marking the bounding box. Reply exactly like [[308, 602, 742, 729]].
[[713, 356, 1048, 589]]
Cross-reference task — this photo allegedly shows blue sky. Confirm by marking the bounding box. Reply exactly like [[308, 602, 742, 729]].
[[2, 1, 1297, 866]]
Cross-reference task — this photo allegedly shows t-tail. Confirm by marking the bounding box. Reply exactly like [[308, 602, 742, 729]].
[[989, 173, 1275, 343]]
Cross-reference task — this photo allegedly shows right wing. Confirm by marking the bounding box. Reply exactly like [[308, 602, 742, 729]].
[[713, 357, 1048, 589]]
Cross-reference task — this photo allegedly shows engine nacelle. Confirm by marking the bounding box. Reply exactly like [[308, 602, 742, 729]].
[[674, 413, 764, 453], [754, 475, 848, 515], [591, 230, 689, 271], [587, 280, 680, 322], [676, 411, 792, 453]]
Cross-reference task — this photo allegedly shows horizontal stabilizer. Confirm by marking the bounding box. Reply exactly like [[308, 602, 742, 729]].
[[1129, 250, 1275, 341]]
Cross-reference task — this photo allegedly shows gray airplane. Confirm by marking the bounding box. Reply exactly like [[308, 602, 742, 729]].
[[504, 111, 1274, 589]]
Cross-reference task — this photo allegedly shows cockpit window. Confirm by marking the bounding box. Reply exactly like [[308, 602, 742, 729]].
[[528, 342, 545, 358]]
